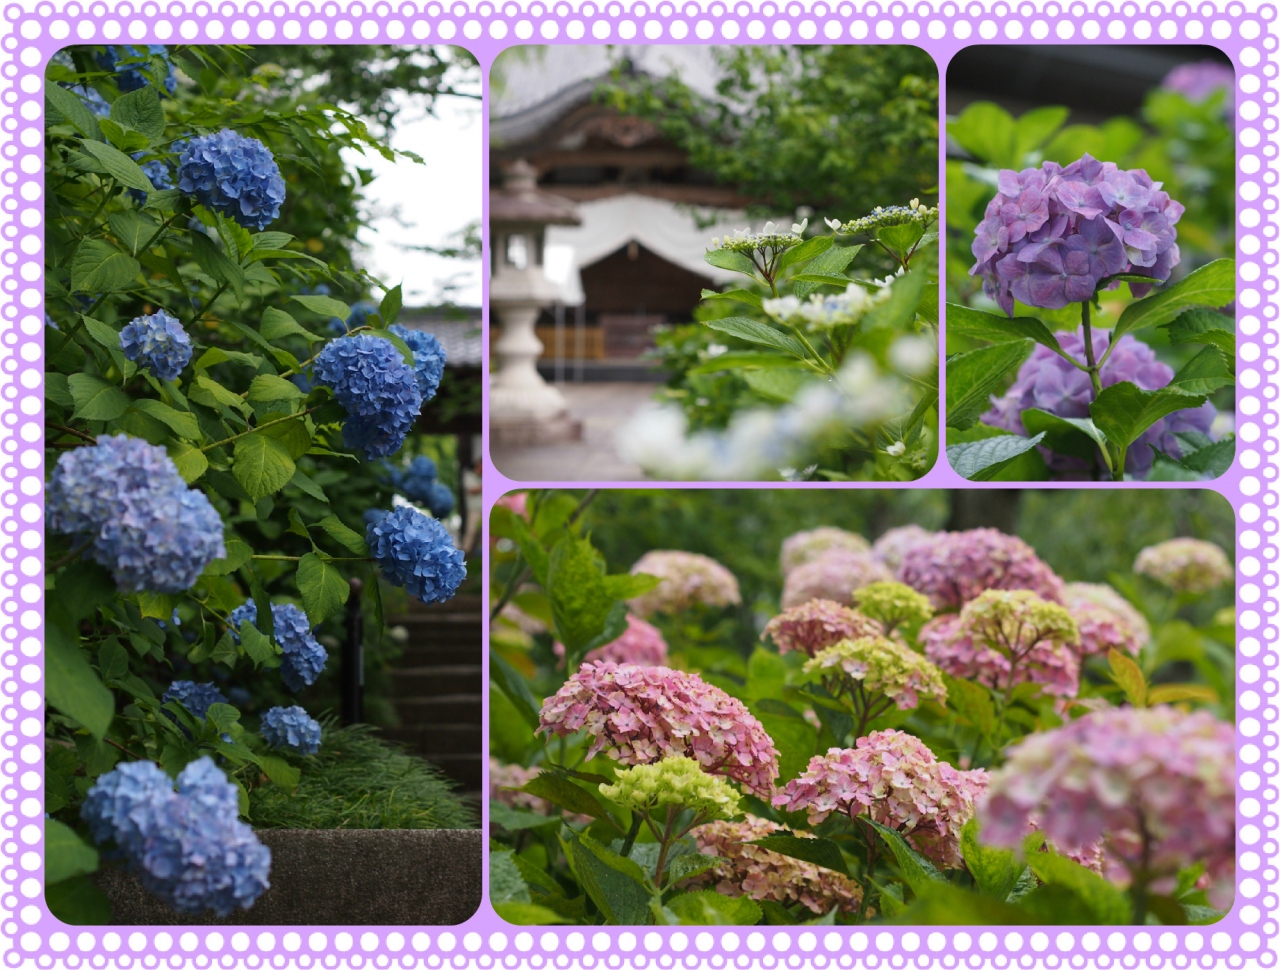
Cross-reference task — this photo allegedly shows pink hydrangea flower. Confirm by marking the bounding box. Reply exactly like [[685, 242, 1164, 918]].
[[1134, 538, 1233, 594], [979, 707, 1235, 892], [688, 814, 864, 914], [898, 528, 1065, 610], [872, 524, 938, 571], [628, 551, 742, 616], [781, 550, 894, 610], [538, 662, 779, 797], [553, 614, 670, 667], [781, 527, 872, 576], [1063, 582, 1150, 657], [773, 730, 988, 869], [762, 599, 883, 657]]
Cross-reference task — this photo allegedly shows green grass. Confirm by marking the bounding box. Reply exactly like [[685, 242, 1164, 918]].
[[249, 722, 477, 830]]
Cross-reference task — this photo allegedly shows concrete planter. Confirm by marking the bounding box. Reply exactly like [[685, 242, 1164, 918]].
[[97, 829, 482, 925]]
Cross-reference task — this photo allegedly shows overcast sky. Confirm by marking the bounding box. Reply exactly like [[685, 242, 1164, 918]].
[[345, 84, 483, 309]]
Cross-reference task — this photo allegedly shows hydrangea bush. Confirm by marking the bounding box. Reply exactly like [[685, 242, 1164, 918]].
[[489, 490, 1234, 927], [44, 45, 470, 923]]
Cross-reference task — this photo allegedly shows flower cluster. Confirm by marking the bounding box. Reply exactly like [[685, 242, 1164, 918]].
[[709, 220, 805, 255], [259, 706, 322, 754], [774, 731, 987, 869], [328, 300, 378, 335], [805, 636, 948, 711], [313, 334, 424, 460], [48, 435, 225, 592], [97, 45, 177, 95], [81, 758, 271, 916], [599, 756, 742, 820], [982, 327, 1216, 476], [897, 528, 1064, 610], [388, 455, 455, 519], [972, 155, 1184, 315], [1134, 538, 1233, 594], [781, 549, 894, 610], [177, 129, 286, 232], [780, 527, 871, 575], [762, 281, 893, 332], [228, 601, 328, 692], [871, 524, 937, 571], [389, 323, 447, 402], [835, 200, 939, 236], [538, 662, 780, 797], [689, 814, 864, 915], [853, 581, 935, 632], [1062, 582, 1150, 657], [626, 551, 742, 616], [1162, 60, 1235, 113], [365, 505, 467, 604], [555, 613, 670, 667], [762, 599, 882, 658], [161, 681, 226, 722], [979, 707, 1235, 887], [120, 309, 192, 381], [129, 155, 174, 205]]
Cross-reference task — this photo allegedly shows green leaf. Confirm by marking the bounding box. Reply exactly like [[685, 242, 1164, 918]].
[[1146, 683, 1218, 706], [875, 221, 925, 262], [664, 852, 724, 886], [948, 101, 1017, 167], [546, 537, 619, 656], [1108, 648, 1147, 707], [788, 273, 862, 288], [775, 233, 833, 274], [233, 432, 296, 500], [106, 210, 159, 257], [566, 832, 654, 926], [756, 712, 817, 784], [46, 84, 103, 140], [1089, 382, 1208, 449], [316, 514, 366, 554], [45, 819, 100, 884], [493, 902, 572, 925], [946, 340, 1034, 430], [749, 836, 849, 877], [247, 374, 305, 404], [947, 432, 1045, 481], [46, 372, 75, 408], [944, 675, 997, 738], [1020, 409, 1109, 464], [109, 85, 164, 141], [167, 440, 208, 483], [130, 399, 200, 440], [46, 623, 114, 740], [291, 294, 351, 321], [1013, 105, 1070, 159], [205, 537, 252, 576], [45, 874, 113, 925], [518, 773, 611, 820], [703, 248, 759, 277], [700, 288, 764, 310], [488, 800, 559, 832], [96, 637, 129, 682], [792, 244, 861, 299], [68, 373, 130, 421], [50, 561, 117, 623], [1113, 258, 1235, 343], [1026, 851, 1132, 924], [258, 416, 311, 460], [366, 328, 417, 369], [866, 819, 945, 896], [99, 119, 150, 153], [490, 847, 532, 904], [961, 818, 1026, 901], [190, 232, 245, 299], [260, 307, 321, 343], [287, 468, 328, 503], [296, 552, 350, 626], [251, 232, 296, 252], [255, 753, 301, 790], [743, 367, 811, 403], [891, 883, 1039, 925], [70, 238, 141, 294], [204, 702, 241, 736], [944, 304, 1065, 356], [79, 139, 155, 192], [193, 374, 251, 416], [689, 352, 801, 375], [1175, 434, 1235, 477], [490, 650, 542, 729], [238, 621, 277, 666], [1161, 308, 1235, 360], [861, 269, 928, 332], [704, 316, 807, 358], [379, 284, 403, 326], [1168, 347, 1234, 394], [665, 891, 762, 925]]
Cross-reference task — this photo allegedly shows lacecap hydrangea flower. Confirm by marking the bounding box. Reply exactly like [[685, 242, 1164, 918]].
[[260, 706, 322, 755], [774, 730, 988, 870], [762, 599, 883, 658], [983, 327, 1215, 477], [538, 662, 780, 797], [48, 435, 225, 592], [626, 550, 741, 617], [599, 756, 742, 821], [979, 706, 1235, 892], [709, 220, 805, 256], [313, 334, 424, 460], [366, 506, 467, 604], [120, 309, 192, 381], [82, 757, 270, 916], [1134, 537, 1233, 594], [898, 528, 1065, 610], [871, 524, 937, 571], [970, 153, 1184, 315], [763, 281, 893, 332], [389, 323, 447, 402], [97, 45, 178, 95], [805, 636, 948, 712], [781, 549, 894, 610], [835, 199, 939, 236], [853, 581, 935, 633], [687, 814, 864, 915], [1062, 582, 1150, 657], [780, 526, 872, 576], [554, 613, 669, 667], [177, 129, 286, 232], [228, 601, 328, 692]]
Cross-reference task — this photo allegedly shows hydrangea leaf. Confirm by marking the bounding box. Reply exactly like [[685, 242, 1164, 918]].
[[238, 621, 277, 667], [492, 902, 572, 925], [942, 675, 997, 739], [490, 650, 542, 730], [167, 440, 209, 483], [1107, 648, 1147, 707], [743, 367, 811, 403], [703, 316, 807, 359], [890, 882, 1039, 925], [775, 233, 833, 274], [518, 772, 611, 820], [1089, 381, 1208, 449], [1168, 346, 1233, 395], [1024, 851, 1132, 925], [109, 85, 164, 142], [488, 800, 559, 832], [79, 139, 155, 192], [45, 819, 100, 885], [106, 211, 160, 257], [98, 119, 150, 154], [204, 703, 241, 736], [247, 374, 305, 404], [875, 221, 925, 262], [204, 537, 253, 577], [792, 244, 862, 299], [1020, 409, 1107, 464], [565, 831, 655, 926], [260, 307, 322, 343], [664, 891, 762, 926], [748, 835, 850, 878], [46, 84, 103, 141], [130, 399, 200, 441], [703, 248, 759, 277], [254, 753, 301, 791], [70, 238, 141, 294], [700, 287, 764, 309], [250, 231, 296, 252], [865, 818, 946, 895], [68, 373, 131, 422], [945, 339, 1034, 430], [947, 102, 1017, 167], [189, 232, 245, 300], [944, 304, 1064, 357], [315, 514, 366, 554], [688, 352, 800, 375], [366, 328, 417, 369], [960, 818, 1025, 901], [1161, 308, 1235, 361], [291, 294, 352, 321], [379, 284, 403, 327], [547, 536, 623, 655], [1112, 258, 1235, 343], [46, 622, 115, 740], [755, 712, 816, 784], [1173, 433, 1234, 477], [1012, 106, 1070, 161], [490, 847, 532, 904], [946, 432, 1046, 481], [862, 269, 927, 331], [296, 552, 350, 626], [662, 853, 724, 886], [194, 374, 252, 417], [233, 432, 296, 500]]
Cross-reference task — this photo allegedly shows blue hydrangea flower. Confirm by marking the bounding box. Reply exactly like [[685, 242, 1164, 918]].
[[93, 485, 226, 593], [228, 601, 328, 692], [328, 300, 378, 336], [45, 313, 60, 332], [363, 508, 389, 529], [157, 608, 182, 630], [162, 681, 226, 721], [177, 129, 286, 232], [128, 156, 174, 206], [313, 334, 423, 460], [259, 706, 322, 755], [97, 45, 178, 95], [48, 434, 186, 536], [389, 324, 447, 401], [424, 481, 456, 519], [366, 506, 466, 604], [120, 309, 192, 381], [68, 84, 111, 118], [81, 759, 173, 855]]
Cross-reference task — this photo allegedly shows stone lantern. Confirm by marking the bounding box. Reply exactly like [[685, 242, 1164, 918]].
[[489, 160, 583, 446]]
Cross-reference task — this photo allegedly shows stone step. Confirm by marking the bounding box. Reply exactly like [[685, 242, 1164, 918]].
[[384, 694, 482, 725], [388, 666, 481, 698]]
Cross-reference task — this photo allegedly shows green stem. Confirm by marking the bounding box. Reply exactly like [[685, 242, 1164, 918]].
[[789, 327, 835, 376], [188, 281, 230, 331], [201, 406, 319, 452], [1080, 301, 1104, 399], [136, 213, 180, 257], [652, 809, 678, 888], [49, 538, 94, 572]]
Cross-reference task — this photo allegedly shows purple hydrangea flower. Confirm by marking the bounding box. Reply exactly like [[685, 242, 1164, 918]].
[[365, 506, 466, 604], [389, 324, 447, 402], [259, 706, 322, 755], [983, 326, 1216, 476], [1163, 61, 1235, 113], [971, 154, 1184, 315], [120, 309, 192, 380], [313, 334, 423, 460], [97, 45, 178, 95], [177, 129, 286, 232], [228, 601, 328, 692]]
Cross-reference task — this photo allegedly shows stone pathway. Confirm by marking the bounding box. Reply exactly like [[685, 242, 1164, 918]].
[[490, 381, 658, 482]]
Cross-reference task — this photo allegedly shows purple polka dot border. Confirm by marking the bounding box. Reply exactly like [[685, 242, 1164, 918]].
[[2, 0, 1278, 964]]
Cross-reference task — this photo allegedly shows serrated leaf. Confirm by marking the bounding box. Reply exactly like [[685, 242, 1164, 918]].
[[1026, 851, 1131, 924], [566, 832, 654, 926], [961, 818, 1026, 901], [255, 753, 301, 789], [775, 233, 833, 273], [238, 621, 277, 666], [70, 238, 141, 294], [46, 623, 114, 740], [862, 269, 927, 331], [233, 432, 296, 500], [704, 316, 807, 358], [296, 552, 350, 626], [189, 232, 244, 298], [1113, 258, 1235, 343], [193, 374, 251, 416], [743, 367, 811, 402], [251, 231, 295, 252], [1020, 409, 1109, 465], [379, 284, 403, 326], [99, 118, 150, 153], [664, 852, 724, 887], [366, 328, 416, 368], [204, 702, 241, 735], [45, 819, 100, 884], [109, 85, 164, 141], [875, 221, 925, 261], [291, 294, 351, 320], [665, 891, 762, 925], [317, 514, 366, 554], [944, 674, 996, 738], [288, 468, 328, 503], [749, 835, 849, 877], [1108, 648, 1147, 707], [46, 84, 103, 140], [1169, 346, 1234, 395], [260, 307, 321, 343], [946, 340, 1034, 430], [247, 374, 305, 404], [204, 536, 252, 577], [689, 352, 800, 375], [866, 818, 946, 895], [1146, 683, 1217, 706], [792, 243, 862, 299], [700, 288, 765, 309], [1089, 381, 1208, 449], [68, 373, 130, 421], [703, 247, 759, 277], [80, 314, 122, 352], [131, 399, 200, 439], [46, 372, 75, 408], [167, 441, 208, 483], [517, 773, 610, 820], [79, 138, 154, 192], [1175, 434, 1234, 477], [944, 303, 1065, 356], [1161, 307, 1235, 360], [106, 210, 159, 256], [947, 432, 1045, 481]]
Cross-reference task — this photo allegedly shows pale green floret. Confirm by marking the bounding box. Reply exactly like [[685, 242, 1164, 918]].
[[709, 220, 805, 256], [836, 200, 940, 236], [960, 589, 1079, 656], [803, 635, 948, 710], [599, 756, 742, 821], [853, 581, 934, 632]]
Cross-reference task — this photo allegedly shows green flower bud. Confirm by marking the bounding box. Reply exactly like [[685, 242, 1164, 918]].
[[853, 581, 934, 631], [599, 756, 742, 821]]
